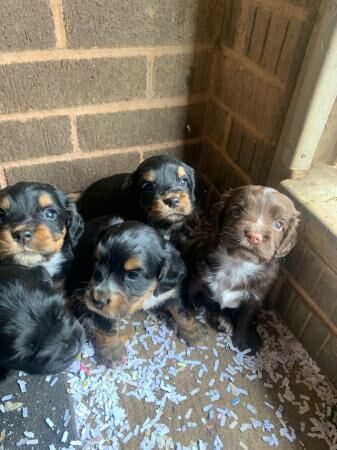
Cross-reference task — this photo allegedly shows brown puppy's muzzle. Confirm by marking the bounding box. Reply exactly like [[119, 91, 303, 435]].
[[234, 222, 276, 261], [245, 230, 263, 245]]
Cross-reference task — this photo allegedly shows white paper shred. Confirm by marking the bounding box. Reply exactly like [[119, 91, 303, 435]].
[[55, 310, 337, 450], [45, 418, 55, 429], [17, 380, 27, 393]]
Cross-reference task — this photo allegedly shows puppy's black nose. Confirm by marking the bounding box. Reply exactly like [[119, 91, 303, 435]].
[[12, 230, 33, 245], [92, 299, 107, 309], [164, 196, 180, 208]]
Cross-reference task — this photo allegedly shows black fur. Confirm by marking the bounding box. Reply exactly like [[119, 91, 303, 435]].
[[0, 265, 84, 378], [67, 217, 204, 366], [67, 216, 186, 306], [77, 155, 196, 239], [0, 182, 84, 283]]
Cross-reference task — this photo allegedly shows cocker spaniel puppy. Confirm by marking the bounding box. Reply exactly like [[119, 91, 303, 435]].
[[0, 182, 84, 285], [188, 185, 300, 352], [77, 155, 196, 239], [0, 265, 84, 379], [67, 216, 205, 366]]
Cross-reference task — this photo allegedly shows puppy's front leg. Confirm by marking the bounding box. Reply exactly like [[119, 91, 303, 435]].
[[231, 302, 262, 353], [165, 297, 207, 346], [94, 320, 129, 367]]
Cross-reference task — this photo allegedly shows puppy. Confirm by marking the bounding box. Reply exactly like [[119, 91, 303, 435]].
[[77, 155, 196, 239], [67, 216, 205, 366], [0, 265, 84, 378], [188, 185, 300, 352], [0, 182, 84, 285]]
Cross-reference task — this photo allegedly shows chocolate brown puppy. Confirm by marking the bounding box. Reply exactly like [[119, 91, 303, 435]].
[[187, 186, 300, 352]]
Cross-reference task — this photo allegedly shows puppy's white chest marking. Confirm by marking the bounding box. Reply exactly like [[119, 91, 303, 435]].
[[142, 288, 177, 311], [206, 252, 262, 309], [40, 252, 66, 277], [219, 290, 244, 309]]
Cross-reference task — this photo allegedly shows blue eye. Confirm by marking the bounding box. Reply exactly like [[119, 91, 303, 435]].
[[179, 177, 188, 186], [42, 208, 58, 220], [273, 220, 284, 231], [231, 205, 243, 218], [126, 271, 140, 281]]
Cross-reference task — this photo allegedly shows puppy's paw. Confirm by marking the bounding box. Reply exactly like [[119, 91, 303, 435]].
[[232, 327, 262, 354], [94, 339, 128, 367], [206, 312, 233, 335], [178, 321, 209, 346], [218, 317, 233, 335]]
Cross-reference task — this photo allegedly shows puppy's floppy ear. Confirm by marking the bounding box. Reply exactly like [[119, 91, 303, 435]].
[[54, 188, 84, 248], [120, 174, 133, 192], [211, 190, 233, 232], [65, 198, 84, 248], [275, 211, 300, 258], [182, 162, 196, 201], [154, 243, 186, 296], [121, 168, 138, 194]]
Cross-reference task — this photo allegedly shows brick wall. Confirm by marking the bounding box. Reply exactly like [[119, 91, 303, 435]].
[[273, 230, 337, 385], [201, 0, 321, 196], [0, 0, 320, 195], [0, 0, 223, 192]]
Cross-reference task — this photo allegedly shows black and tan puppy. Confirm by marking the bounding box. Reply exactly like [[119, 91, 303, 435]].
[[67, 216, 205, 367], [0, 182, 84, 285], [0, 265, 84, 379], [77, 155, 195, 239], [187, 186, 300, 352]]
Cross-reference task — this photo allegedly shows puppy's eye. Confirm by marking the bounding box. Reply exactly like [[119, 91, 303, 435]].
[[179, 177, 188, 186], [92, 268, 103, 282], [42, 208, 58, 220], [231, 206, 243, 218], [273, 220, 285, 231], [126, 271, 140, 281], [142, 182, 155, 192], [0, 209, 6, 225]]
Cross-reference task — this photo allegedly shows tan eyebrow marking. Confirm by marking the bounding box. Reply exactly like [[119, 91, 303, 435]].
[[142, 170, 156, 182], [124, 257, 142, 271], [177, 166, 186, 178], [0, 196, 10, 210], [38, 193, 53, 208]]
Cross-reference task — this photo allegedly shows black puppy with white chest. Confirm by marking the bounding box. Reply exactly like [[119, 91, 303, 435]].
[[67, 216, 205, 367], [0, 265, 84, 379], [0, 182, 84, 285], [77, 155, 195, 239]]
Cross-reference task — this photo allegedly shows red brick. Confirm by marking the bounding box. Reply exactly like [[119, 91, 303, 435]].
[[0, 58, 146, 113], [0, 117, 71, 162], [5, 153, 140, 193]]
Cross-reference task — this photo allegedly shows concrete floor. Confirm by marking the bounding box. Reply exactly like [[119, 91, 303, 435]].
[[1, 310, 337, 449]]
